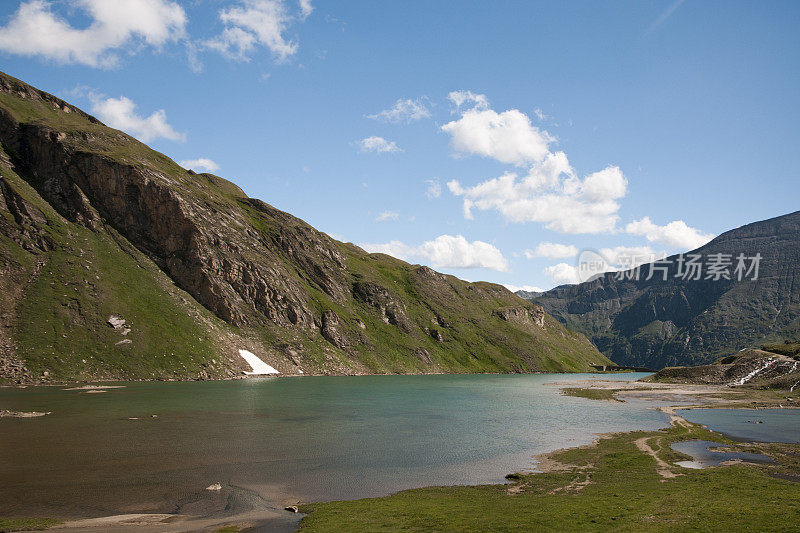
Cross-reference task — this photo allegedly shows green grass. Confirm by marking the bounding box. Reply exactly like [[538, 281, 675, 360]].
[[562, 387, 623, 402], [763, 341, 800, 357], [1, 68, 611, 380], [298, 423, 800, 532], [0, 518, 61, 532]]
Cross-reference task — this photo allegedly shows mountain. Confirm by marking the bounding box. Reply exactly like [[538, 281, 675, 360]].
[[525, 211, 800, 369], [515, 289, 543, 300], [0, 71, 608, 383]]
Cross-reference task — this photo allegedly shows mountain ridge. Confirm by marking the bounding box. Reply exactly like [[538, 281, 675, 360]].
[[0, 70, 608, 383], [525, 210, 800, 369]]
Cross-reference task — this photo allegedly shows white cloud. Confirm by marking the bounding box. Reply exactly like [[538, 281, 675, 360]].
[[443, 97, 630, 235], [367, 98, 430, 123], [625, 217, 714, 250], [91, 95, 185, 143], [205, 0, 298, 62], [448, 161, 627, 233], [0, 0, 186, 68], [544, 263, 580, 285], [360, 234, 509, 272], [359, 240, 413, 259], [357, 136, 402, 153], [525, 242, 578, 260], [180, 157, 220, 173], [441, 107, 554, 166], [375, 210, 399, 222], [598, 245, 665, 268], [425, 179, 441, 199], [447, 90, 489, 111], [298, 0, 313, 20], [503, 284, 545, 293]]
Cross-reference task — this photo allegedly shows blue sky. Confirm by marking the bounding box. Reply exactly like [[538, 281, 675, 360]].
[[1, 0, 798, 291]]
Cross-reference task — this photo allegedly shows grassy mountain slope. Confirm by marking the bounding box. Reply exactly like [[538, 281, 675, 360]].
[[528, 211, 800, 369], [0, 70, 608, 383]]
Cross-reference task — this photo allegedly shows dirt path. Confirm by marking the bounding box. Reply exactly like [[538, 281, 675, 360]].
[[634, 436, 679, 479]]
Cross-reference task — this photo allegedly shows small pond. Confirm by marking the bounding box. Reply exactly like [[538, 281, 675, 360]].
[[671, 440, 774, 469]]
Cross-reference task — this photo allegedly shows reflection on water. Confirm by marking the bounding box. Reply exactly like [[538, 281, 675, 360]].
[[0, 373, 665, 518], [680, 408, 800, 443], [671, 440, 774, 469]]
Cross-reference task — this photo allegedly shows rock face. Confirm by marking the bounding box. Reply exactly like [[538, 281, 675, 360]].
[[525, 211, 800, 369], [0, 70, 609, 382]]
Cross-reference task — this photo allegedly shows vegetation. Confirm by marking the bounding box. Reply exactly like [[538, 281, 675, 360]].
[[763, 341, 800, 357], [0, 69, 609, 381], [562, 387, 623, 402], [0, 518, 61, 532], [299, 420, 800, 532]]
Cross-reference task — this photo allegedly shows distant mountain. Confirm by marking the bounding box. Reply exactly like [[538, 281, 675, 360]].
[[515, 290, 543, 300], [0, 71, 608, 383], [528, 211, 800, 369]]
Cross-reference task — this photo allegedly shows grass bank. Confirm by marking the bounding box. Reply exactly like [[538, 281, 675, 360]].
[[299, 408, 800, 531]]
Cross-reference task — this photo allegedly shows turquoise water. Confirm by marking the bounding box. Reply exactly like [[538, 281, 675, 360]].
[[0, 373, 665, 518], [680, 408, 800, 443]]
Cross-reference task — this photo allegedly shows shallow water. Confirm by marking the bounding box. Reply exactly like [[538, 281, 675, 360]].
[[671, 440, 774, 469], [680, 408, 800, 443], [0, 373, 665, 518]]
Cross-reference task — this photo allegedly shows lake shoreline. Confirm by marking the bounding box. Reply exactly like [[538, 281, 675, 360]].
[[297, 381, 800, 530], [5, 377, 798, 532]]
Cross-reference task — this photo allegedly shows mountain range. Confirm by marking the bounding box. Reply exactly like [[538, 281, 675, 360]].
[[523, 211, 800, 369], [0, 70, 608, 383]]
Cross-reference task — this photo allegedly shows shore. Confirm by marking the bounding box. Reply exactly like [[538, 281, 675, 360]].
[[3, 378, 799, 532], [297, 381, 800, 531]]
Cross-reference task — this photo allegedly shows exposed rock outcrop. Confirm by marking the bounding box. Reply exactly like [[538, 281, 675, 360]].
[[0, 70, 610, 381]]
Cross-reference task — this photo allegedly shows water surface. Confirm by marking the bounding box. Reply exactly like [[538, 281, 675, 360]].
[[680, 408, 800, 443], [671, 440, 774, 469], [0, 373, 665, 518]]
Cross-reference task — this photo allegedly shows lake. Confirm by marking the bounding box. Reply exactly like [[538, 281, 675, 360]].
[[680, 408, 800, 443], [0, 373, 666, 519]]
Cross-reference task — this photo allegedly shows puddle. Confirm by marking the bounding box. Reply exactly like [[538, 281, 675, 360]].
[[671, 440, 774, 469]]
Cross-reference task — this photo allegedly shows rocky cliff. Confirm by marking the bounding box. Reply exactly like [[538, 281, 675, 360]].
[[0, 71, 608, 383], [526, 211, 800, 369]]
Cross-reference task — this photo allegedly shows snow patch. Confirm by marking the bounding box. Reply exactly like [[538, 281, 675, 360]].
[[239, 349, 279, 375], [730, 357, 777, 386]]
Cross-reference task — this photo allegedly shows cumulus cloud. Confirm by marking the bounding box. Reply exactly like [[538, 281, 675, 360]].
[[425, 179, 441, 199], [447, 90, 489, 111], [91, 95, 185, 142], [367, 98, 430, 123], [448, 162, 627, 233], [180, 157, 219, 173], [205, 0, 299, 62], [357, 136, 402, 153], [375, 210, 399, 222], [443, 96, 631, 234], [442, 101, 628, 233], [0, 0, 186, 68], [544, 263, 580, 285], [441, 107, 554, 166], [625, 217, 714, 250], [525, 242, 578, 260], [360, 234, 509, 271]]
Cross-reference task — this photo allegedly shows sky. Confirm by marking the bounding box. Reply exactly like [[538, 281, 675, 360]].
[[0, 0, 798, 291]]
